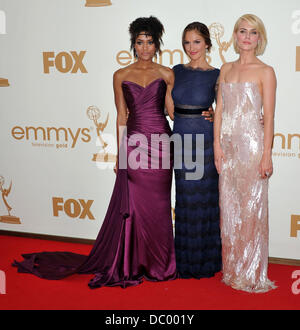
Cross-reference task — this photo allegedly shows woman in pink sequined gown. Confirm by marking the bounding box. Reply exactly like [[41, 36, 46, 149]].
[[213, 14, 277, 292]]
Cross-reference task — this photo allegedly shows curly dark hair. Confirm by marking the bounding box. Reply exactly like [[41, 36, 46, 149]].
[[182, 22, 212, 53], [129, 16, 164, 57]]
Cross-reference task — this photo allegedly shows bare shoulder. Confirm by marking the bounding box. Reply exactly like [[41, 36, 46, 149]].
[[219, 62, 233, 81], [220, 61, 233, 74], [262, 64, 276, 76], [113, 66, 129, 82], [259, 63, 276, 84], [113, 63, 137, 82], [254, 59, 275, 75], [113, 67, 125, 83], [221, 61, 234, 70], [156, 63, 173, 75], [156, 63, 174, 83]]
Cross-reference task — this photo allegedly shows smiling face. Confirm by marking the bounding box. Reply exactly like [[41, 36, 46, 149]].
[[183, 29, 208, 60], [134, 33, 156, 60]]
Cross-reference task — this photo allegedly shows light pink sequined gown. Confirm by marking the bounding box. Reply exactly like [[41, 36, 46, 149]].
[[219, 82, 276, 293]]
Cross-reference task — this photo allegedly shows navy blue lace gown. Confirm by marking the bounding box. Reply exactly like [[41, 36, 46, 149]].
[[172, 64, 222, 278]]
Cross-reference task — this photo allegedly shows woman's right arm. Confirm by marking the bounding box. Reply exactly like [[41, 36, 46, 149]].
[[113, 70, 128, 173], [213, 64, 226, 174], [163, 67, 175, 120]]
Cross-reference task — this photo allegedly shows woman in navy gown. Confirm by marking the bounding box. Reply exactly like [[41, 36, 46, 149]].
[[171, 22, 222, 278], [13, 16, 177, 288]]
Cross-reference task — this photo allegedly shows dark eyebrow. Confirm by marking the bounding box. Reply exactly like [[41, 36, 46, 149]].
[[183, 38, 201, 42]]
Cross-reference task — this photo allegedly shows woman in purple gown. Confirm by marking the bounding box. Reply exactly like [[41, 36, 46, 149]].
[[13, 16, 177, 288]]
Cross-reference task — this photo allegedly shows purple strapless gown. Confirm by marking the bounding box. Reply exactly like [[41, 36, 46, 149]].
[[13, 78, 177, 288]]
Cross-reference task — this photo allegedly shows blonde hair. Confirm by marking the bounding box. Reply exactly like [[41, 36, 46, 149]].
[[233, 14, 267, 56]]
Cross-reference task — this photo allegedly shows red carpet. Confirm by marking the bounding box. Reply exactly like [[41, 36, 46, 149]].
[[0, 235, 299, 310]]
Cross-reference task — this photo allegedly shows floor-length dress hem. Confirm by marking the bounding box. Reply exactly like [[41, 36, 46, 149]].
[[222, 276, 277, 293], [13, 79, 177, 289], [219, 82, 276, 293]]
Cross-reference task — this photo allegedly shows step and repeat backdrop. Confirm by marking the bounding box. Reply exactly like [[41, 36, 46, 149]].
[[0, 0, 299, 260]]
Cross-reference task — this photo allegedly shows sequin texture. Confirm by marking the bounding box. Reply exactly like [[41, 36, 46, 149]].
[[219, 82, 276, 293]]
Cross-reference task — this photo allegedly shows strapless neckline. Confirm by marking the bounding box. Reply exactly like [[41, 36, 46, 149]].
[[221, 81, 258, 86], [221, 81, 262, 100], [122, 78, 165, 89]]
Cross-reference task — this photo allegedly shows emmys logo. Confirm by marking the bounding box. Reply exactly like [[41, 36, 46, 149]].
[[0, 10, 9, 87], [52, 197, 95, 220], [87, 106, 116, 166], [117, 22, 231, 66], [272, 133, 300, 159], [296, 46, 300, 72], [0, 176, 21, 224], [292, 270, 300, 295], [291, 215, 300, 238], [0, 78, 9, 87], [85, 0, 112, 6], [11, 107, 115, 155], [11, 125, 91, 149], [209, 23, 233, 64], [116, 49, 187, 67], [43, 51, 87, 74], [0, 270, 5, 294]]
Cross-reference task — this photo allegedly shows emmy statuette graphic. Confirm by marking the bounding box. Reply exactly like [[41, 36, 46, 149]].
[[209, 23, 233, 64], [87, 106, 116, 163], [85, 0, 112, 6], [0, 176, 20, 224]]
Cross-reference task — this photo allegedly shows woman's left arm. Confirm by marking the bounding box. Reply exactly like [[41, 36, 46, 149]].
[[260, 66, 277, 178]]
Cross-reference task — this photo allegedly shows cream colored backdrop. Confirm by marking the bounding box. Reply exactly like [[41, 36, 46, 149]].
[[0, 0, 299, 260]]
